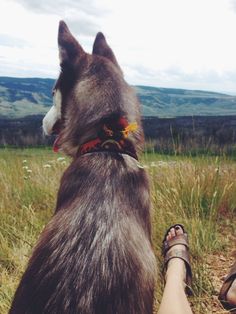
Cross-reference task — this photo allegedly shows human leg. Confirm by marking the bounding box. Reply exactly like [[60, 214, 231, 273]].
[[158, 225, 193, 314]]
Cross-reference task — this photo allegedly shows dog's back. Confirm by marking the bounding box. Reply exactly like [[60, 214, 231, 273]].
[[10, 21, 157, 314]]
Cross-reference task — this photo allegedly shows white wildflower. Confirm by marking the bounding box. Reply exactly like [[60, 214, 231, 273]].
[[157, 161, 165, 166], [43, 164, 51, 168], [26, 169, 32, 173], [150, 162, 158, 167], [48, 160, 56, 164], [22, 166, 29, 169], [57, 157, 65, 162], [22, 160, 27, 163]]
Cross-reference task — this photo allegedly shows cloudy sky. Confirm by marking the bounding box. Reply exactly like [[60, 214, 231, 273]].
[[0, 0, 236, 93]]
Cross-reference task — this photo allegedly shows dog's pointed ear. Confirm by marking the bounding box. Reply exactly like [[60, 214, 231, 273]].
[[58, 20, 84, 65], [92, 32, 121, 70]]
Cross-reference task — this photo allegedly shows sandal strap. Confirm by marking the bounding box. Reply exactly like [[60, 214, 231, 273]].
[[163, 233, 189, 255], [219, 260, 236, 310], [164, 246, 192, 294], [162, 226, 193, 296], [223, 260, 236, 283]]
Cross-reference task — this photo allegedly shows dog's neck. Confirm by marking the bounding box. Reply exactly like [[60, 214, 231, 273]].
[[77, 136, 138, 160], [77, 115, 138, 160]]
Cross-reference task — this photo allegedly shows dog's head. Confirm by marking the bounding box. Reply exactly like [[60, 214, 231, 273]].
[[43, 21, 143, 157]]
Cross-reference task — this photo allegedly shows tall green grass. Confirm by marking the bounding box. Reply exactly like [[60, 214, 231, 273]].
[[0, 148, 235, 313], [145, 154, 236, 312]]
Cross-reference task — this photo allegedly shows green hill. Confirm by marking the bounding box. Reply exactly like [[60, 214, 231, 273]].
[[0, 76, 236, 118], [136, 85, 236, 116], [0, 77, 53, 118]]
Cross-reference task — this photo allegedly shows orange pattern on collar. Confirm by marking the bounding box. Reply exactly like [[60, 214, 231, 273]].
[[78, 117, 138, 159]]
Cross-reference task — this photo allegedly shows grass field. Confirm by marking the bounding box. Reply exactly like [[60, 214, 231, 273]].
[[0, 147, 235, 313]]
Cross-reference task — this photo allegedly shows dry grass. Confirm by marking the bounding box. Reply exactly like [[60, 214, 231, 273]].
[[147, 155, 236, 313], [0, 148, 236, 313]]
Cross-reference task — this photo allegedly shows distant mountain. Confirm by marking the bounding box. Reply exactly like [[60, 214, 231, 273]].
[[0, 76, 236, 118], [136, 86, 236, 116], [0, 77, 53, 118]]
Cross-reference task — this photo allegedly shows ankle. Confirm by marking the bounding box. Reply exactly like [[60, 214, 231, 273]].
[[166, 258, 186, 282]]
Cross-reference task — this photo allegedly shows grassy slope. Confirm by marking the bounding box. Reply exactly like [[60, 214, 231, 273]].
[[0, 148, 236, 313], [0, 77, 54, 118], [1, 77, 236, 118], [136, 86, 236, 117]]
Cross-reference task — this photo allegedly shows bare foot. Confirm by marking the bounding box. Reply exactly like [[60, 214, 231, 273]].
[[165, 225, 188, 288]]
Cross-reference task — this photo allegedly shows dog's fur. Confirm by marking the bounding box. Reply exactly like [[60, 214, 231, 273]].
[[10, 21, 157, 314]]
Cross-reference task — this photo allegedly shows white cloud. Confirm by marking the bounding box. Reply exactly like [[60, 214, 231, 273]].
[[11, 0, 106, 17], [9, 0, 106, 36], [230, 0, 236, 10], [0, 0, 236, 93]]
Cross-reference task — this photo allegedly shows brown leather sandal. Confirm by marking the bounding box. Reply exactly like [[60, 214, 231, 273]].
[[162, 224, 193, 296], [219, 260, 236, 311]]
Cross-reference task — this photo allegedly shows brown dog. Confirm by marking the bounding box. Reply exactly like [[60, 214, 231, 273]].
[[10, 21, 157, 314]]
